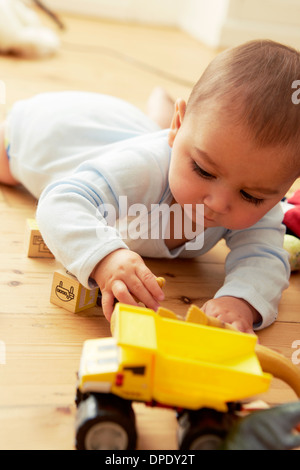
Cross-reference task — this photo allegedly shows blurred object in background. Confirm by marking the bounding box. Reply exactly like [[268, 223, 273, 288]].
[[0, 0, 62, 58], [32, 1, 65, 30]]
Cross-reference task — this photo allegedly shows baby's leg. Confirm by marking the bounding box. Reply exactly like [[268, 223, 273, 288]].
[[146, 87, 175, 129], [0, 122, 19, 186]]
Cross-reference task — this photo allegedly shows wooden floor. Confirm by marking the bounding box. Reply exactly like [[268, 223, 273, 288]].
[[0, 11, 299, 450]]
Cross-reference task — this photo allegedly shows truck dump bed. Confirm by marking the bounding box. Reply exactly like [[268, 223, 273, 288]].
[[113, 304, 271, 411]]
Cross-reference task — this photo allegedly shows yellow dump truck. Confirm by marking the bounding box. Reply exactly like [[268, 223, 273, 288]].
[[75, 303, 300, 450]]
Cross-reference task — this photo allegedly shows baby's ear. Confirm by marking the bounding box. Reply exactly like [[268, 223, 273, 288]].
[[168, 99, 186, 147]]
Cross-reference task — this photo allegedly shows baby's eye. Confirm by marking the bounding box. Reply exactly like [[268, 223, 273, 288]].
[[240, 190, 264, 206], [192, 162, 215, 179]]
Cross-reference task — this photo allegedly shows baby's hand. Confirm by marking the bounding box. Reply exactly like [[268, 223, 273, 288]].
[[201, 296, 261, 335], [91, 248, 165, 321]]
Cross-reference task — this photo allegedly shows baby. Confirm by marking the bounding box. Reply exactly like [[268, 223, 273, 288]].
[[1, 39, 299, 334]]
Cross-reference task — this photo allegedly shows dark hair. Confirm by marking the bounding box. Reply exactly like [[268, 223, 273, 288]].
[[186, 40, 300, 168]]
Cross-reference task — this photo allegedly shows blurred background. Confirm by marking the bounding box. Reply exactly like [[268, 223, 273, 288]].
[[0, 0, 299, 118], [47, 0, 300, 48]]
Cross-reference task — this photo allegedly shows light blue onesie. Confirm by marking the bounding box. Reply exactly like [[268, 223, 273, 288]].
[[6, 92, 290, 329]]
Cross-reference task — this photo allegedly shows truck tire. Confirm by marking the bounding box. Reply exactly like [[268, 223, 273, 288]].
[[75, 394, 137, 450], [177, 409, 229, 450]]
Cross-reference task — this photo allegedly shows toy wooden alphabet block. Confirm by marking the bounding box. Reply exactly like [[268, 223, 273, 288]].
[[50, 269, 99, 313], [25, 218, 54, 258]]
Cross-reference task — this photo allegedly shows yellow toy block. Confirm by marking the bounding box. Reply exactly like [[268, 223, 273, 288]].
[[25, 218, 54, 258], [50, 269, 99, 313]]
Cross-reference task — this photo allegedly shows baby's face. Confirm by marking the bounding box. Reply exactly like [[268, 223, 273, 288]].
[[168, 106, 296, 230]]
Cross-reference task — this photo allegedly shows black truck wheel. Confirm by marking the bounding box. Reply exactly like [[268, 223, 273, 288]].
[[75, 393, 137, 450], [178, 408, 234, 450]]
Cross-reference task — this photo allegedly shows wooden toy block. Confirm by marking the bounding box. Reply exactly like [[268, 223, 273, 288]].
[[25, 218, 54, 258], [50, 269, 99, 313]]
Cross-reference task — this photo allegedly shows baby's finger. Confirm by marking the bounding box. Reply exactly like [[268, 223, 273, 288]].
[[231, 320, 256, 335], [136, 265, 165, 302], [101, 290, 117, 322], [128, 279, 162, 312], [111, 279, 139, 307]]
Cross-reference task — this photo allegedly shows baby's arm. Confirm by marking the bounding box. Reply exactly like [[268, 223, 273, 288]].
[[36, 147, 167, 321], [205, 204, 290, 333], [36, 175, 164, 321]]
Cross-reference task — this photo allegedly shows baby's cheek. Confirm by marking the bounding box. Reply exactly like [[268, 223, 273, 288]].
[[228, 209, 267, 230]]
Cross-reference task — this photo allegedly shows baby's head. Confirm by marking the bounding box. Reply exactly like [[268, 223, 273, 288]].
[[187, 39, 300, 168], [168, 40, 300, 230]]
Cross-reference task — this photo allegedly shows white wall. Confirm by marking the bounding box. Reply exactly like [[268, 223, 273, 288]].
[[179, 0, 230, 48], [220, 0, 300, 49], [46, 0, 300, 49]]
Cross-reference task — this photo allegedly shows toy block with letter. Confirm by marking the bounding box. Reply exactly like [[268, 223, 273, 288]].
[[50, 269, 99, 313], [25, 218, 54, 258]]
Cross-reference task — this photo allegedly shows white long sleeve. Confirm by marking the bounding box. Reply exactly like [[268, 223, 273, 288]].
[[36, 130, 172, 287]]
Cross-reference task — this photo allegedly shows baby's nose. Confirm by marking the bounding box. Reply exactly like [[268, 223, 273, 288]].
[[203, 189, 231, 214]]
